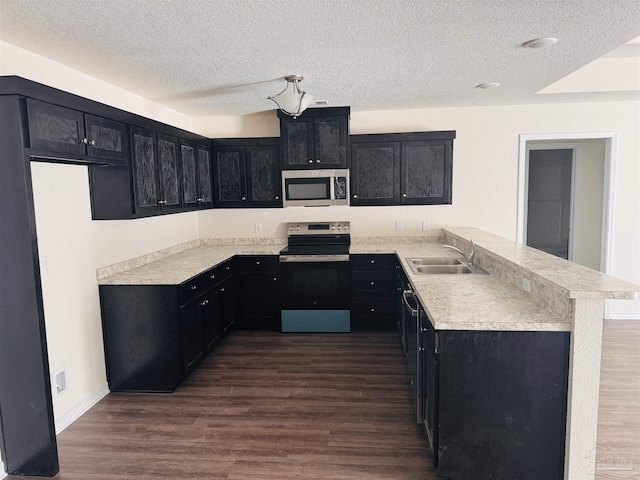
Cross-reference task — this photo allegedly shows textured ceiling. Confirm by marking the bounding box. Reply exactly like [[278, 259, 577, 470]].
[[1, 0, 639, 117]]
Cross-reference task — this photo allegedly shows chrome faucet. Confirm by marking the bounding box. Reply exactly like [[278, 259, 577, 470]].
[[442, 240, 475, 266]]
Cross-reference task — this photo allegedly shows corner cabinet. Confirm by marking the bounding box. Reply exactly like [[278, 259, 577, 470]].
[[278, 107, 349, 169], [212, 138, 281, 208], [350, 131, 455, 206]]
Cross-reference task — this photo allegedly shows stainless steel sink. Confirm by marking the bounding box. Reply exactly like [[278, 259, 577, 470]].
[[406, 257, 488, 275], [415, 265, 472, 274], [409, 257, 463, 266]]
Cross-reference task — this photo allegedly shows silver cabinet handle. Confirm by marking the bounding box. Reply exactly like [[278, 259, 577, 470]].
[[90, 140, 96, 146], [308, 159, 313, 164], [370, 259, 375, 264], [256, 261, 261, 265], [241, 196, 246, 201], [158, 200, 166, 205], [191, 285, 197, 290], [210, 275, 215, 280], [316, 159, 320, 163], [197, 197, 203, 202], [402, 289, 419, 317], [220, 287, 225, 292], [402, 193, 407, 197], [273, 277, 277, 281], [81, 138, 88, 144], [200, 299, 208, 306], [370, 308, 375, 312], [275, 196, 279, 200], [353, 194, 358, 199], [225, 266, 230, 270], [370, 281, 375, 286]]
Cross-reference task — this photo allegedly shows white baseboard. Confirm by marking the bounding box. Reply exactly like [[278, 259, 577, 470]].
[[1, 461, 6, 479], [606, 314, 640, 321], [55, 383, 109, 435]]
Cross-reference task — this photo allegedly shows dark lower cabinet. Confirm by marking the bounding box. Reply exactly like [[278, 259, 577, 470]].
[[433, 328, 570, 480], [99, 259, 235, 392], [350, 254, 399, 330], [236, 255, 280, 330]]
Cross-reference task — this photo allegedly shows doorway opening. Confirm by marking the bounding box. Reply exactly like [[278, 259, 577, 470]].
[[517, 133, 617, 314]]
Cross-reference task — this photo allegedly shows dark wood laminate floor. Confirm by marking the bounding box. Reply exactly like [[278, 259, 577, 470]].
[[18, 332, 440, 479], [9, 321, 639, 479]]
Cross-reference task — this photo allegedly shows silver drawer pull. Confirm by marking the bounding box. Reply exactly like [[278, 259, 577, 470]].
[[370, 281, 375, 286], [190, 285, 197, 290]]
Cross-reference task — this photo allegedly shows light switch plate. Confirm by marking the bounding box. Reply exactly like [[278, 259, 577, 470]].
[[395, 220, 403, 231]]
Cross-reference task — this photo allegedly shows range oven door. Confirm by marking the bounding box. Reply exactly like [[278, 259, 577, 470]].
[[279, 257, 351, 332]]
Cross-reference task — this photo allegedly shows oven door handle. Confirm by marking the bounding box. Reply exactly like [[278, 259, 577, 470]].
[[402, 289, 419, 317], [279, 255, 350, 263]]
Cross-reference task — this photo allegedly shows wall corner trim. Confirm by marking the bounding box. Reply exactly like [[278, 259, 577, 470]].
[[0, 461, 6, 479], [54, 384, 109, 435]]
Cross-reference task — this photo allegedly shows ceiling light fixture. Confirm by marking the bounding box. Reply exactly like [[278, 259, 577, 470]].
[[268, 75, 314, 119], [521, 37, 558, 49]]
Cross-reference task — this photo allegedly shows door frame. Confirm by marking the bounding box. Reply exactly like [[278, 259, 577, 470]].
[[517, 132, 617, 316]]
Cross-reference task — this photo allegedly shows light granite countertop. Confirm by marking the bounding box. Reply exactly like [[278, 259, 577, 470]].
[[98, 230, 639, 332]]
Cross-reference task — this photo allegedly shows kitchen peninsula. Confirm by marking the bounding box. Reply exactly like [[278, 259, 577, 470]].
[[97, 227, 640, 480]]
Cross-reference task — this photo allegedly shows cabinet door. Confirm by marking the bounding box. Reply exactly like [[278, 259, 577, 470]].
[[350, 142, 399, 205], [157, 134, 182, 211], [214, 147, 247, 207], [246, 145, 281, 207], [280, 117, 314, 169], [131, 127, 161, 214], [218, 277, 235, 335], [84, 114, 128, 165], [400, 140, 452, 205], [26, 99, 85, 155], [179, 299, 205, 375], [238, 272, 279, 330], [197, 144, 213, 208], [200, 291, 221, 353], [314, 116, 347, 168], [180, 140, 198, 209]]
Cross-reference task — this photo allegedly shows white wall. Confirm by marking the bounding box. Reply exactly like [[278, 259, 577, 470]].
[[0, 41, 200, 427], [194, 102, 640, 319]]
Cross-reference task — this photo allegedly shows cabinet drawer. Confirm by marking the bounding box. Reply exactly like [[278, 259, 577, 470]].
[[351, 297, 396, 330], [236, 255, 278, 272], [201, 261, 233, 288], [351, 254, 398, 271], [179, 276, 206, 305], [351, 271, 396, 296]]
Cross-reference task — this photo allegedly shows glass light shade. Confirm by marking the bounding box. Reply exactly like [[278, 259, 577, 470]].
[[273, 92, 314, 116]]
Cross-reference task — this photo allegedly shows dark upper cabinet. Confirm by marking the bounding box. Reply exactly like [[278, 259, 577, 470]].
[[182, 140, 214, 210], [156, 133, 181, 212], [130, 128, 182, 215], [350, 131, 455, 206], [213, 146, 247, 207], [197, 144, 214, 208], [131, 127, 161, 215], [400, 140, 452, 205], [25, 98, 128, 165], [181, 140, 198, 209], [350, 142, 400, 206], [246, 144, 281, 207], [213, 138, 281, 208], [278, 107, 349, 169]]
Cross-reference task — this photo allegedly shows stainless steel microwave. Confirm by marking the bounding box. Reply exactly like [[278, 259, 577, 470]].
[[282, 169, 349, 207]]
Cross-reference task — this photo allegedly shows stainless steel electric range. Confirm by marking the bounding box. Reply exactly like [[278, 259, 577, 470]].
[[279, 221, 351, 332]]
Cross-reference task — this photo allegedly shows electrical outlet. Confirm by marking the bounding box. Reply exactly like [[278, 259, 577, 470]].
[[136, 237, 142, 250], [422, 220, 431, 231], [395, 220, 403, 231], [41, 257, 51, 275], [255, 223, 263, 234], [522, 278, 531, 293], [52, 366, 68, 398]]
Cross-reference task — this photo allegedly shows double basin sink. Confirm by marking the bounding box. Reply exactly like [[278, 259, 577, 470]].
[[406, 257, 488, 275]]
